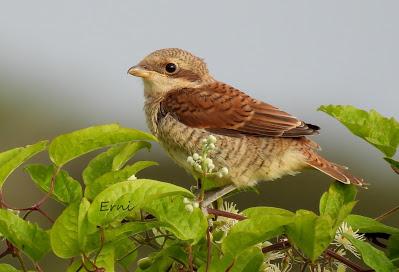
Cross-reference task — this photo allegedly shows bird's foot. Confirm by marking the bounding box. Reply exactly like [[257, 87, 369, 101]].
[[201, 185, 236, 208]]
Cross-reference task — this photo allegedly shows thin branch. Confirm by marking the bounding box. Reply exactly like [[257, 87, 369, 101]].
[[206, 208, 246, 221], [15, 251, 27, 272], [375, 205, 399, 222], [262, 240, 290, 253], [206, 227, 212, 272], [325, 249, 371, 272], [187, 245, 194, 272]]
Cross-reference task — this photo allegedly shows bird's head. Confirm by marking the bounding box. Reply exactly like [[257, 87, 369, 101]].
[[128, 48, 213, 97]]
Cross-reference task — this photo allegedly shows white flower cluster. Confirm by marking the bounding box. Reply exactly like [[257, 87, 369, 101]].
[[214, 201, 241, 243], [333, 221, 365, 258], [183, 197, 199, 213], [186, 135, 228, 178]]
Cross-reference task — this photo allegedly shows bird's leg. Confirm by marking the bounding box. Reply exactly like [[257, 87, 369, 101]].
[[201, 185, 236, 207]]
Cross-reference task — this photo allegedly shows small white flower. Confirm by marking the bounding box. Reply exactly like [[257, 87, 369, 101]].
[[193, 202, 200, 208], [333, 222, 365, 258], [216, 202, 240, 234], [201, 138, 208, 144], [208, 143, 216, 150], [187, 156, 195, 165], [220, 167, 229, 176], [204, 158, 213, 166], [183, 197, 191, 204], [185, 204, 194, 212], [193, 153, 200, 161], [207, 135, 217, 144], [128, 174, 137, 181], [208, 163, 215, 171], [194, 164, 202, 172]]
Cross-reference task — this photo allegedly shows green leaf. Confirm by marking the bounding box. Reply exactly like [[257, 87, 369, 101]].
[[286, 210, 334, 261], [83, 144, 127, 186], [346, 215, 399, 235], [387, 234, 399, 266], [25, 164, 82, 204], [85, 160, 158, 200], [345, 234, 396, 272], [95, 243, 115, 272], [146, 195, 208, 244], [0, 263, 22, 272], [384, 157, 399, 175], [112, 141, 152, 171], [319, 105, 399, 157], [77, 198, 99, 252], [198, 246, 264, 272], [49, 124, 157, 166], [0, 209, 50, 260], [50, 202, 80, 258], [319, 181, 357, 228], [0, 140, 48, 188], [222, 207, 294, 256], [87, 179, 193, 226], [50, 199, 100, 258]]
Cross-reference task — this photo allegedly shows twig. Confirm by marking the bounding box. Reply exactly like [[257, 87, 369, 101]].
[[206, 227, 212, 272], [262, 240, 290, 253], [375, 205, 399, 222], [94, 227, 105, 265], [206, 208, 246, 221], [187, 245, 194, 272], [325, 249, 371, 272], [15, 251, 27, 272]]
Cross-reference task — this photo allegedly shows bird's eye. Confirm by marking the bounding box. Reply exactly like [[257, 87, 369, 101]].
[[165, 63, 177, 74]]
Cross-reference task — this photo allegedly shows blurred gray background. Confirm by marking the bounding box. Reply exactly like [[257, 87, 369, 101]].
[[1, 1, 398, 270]]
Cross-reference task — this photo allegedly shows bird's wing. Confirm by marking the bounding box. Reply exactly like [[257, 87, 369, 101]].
[[160, 82, 319, 137]]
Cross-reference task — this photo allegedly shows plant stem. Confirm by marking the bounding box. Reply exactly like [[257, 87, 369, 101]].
[[375, 205, 399, 221], [205, 227, 212, 272], [325, 249, 370, 272], [187, 245, 194, 272], [206, 207, 246, 221]]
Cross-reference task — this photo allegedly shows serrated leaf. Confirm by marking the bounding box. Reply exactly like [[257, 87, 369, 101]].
[[25, 164, 82, 204], [87, 179, 193, 226], [0, 141, 48, 188], [345, 234, 396, 272], [319, 105, 399, 157], [85, 161, 158, 200], [222, 207, 294, 256], [0, 209, 50, 260], [146, 195, 208, 244], [49, 124, 157, 166], [384, 157, 399, 175], [112, 141, 152, 171], [83, 144, 127, 186], [286, 210, 334, 261], [346, 215, 399, 235], [319, 181, 357, 228]]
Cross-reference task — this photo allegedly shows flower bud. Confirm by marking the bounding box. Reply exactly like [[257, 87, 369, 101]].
[[185, 204, 194, 212], [207, 135, 217, 144], [193, 153, 200, 160]]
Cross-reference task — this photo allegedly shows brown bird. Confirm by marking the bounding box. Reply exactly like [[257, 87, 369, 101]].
[[128, 48, 365, 202]]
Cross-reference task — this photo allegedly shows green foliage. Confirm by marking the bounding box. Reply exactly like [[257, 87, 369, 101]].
[[87, 179, 193, 226], [0, 140, 47, 188], [0, 209, 50, 261], [0, 110, 398, 272], [49, 124, 156, 166], [0, 263, 21, 272], [222, 208, 293, 256], [25, 164, 82, 204], [319, 105, 399, 157], [345, 234, 396, 272], [346, 214, 399, 235]]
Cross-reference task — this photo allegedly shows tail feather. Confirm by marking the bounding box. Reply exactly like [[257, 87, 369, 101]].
[[305, 153, 367, 188]]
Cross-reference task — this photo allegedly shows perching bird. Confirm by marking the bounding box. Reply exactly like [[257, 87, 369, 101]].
[[128, 48, 365, 199]]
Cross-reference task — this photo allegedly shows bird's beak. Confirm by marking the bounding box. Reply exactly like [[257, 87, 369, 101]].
[[128, 65, 150, 78]]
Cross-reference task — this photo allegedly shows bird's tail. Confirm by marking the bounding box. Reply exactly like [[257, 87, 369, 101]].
[[304, 151, 367, 188]]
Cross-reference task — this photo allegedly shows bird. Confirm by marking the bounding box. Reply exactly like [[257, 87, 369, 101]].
[[128, 48, 366, 202]]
